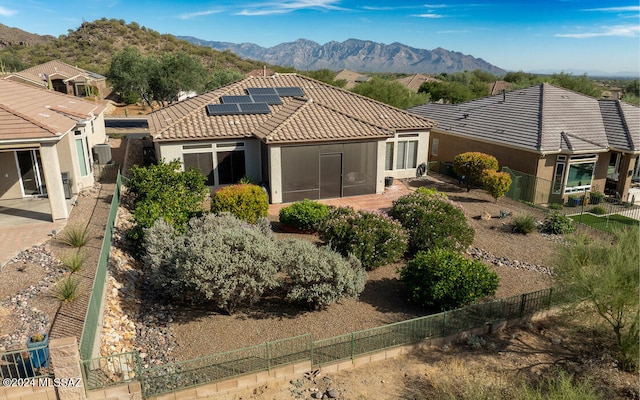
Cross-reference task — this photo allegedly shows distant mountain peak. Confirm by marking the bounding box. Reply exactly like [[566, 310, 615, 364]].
[[179, 37, 507, 75]]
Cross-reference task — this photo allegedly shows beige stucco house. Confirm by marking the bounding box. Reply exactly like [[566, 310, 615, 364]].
[[147, 73, 436, 204], [0, 79, 107, 220], [408, 83, 640, 204], [4, 60, 108, 98]]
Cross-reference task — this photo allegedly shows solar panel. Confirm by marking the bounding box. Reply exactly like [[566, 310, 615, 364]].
[[221, 95, 252, 103], [246, 87, 278, 96], [251, 94, 283, 105], [276, 87, 304, 97], [238, 103, 271, 114], [206, 104, 241, 115]]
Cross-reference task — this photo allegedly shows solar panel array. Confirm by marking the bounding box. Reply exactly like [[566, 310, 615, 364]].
[[207, 87, 303, 116]]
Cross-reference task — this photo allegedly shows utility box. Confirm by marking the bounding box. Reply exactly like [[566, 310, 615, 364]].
[[93, 143, 112, 165], [61, 172, 72, 199]]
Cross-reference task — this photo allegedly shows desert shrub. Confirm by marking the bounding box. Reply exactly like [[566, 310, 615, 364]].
[[279, 199, 329, 232], [517, 370, 601, 400], [589, 205, 607, 215], [482, 170, 512, 202], [541, 212, 576, 234], [400, 248, 499, 310], [128, 160, 207, 242], [453, 152, 499, 189], [61, 251, 84, 273], [52, 276, 80, 302], [512, 214, 536, 234], [58, 224, 89, 248], [318, 207, 408, 270], [143, 213, 280, 314], [210, 184, 268, 224], [390, 190, 474, 254], [280, 239, 367, 309]]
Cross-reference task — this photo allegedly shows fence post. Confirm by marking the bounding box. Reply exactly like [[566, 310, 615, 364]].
[[546, 288, 554, 309], [266, 342, 271, 372], [351, 333, 355, 363], [519, 293, 528, 317], [310, 337, 314, 367], [442, 311, 447, 336]]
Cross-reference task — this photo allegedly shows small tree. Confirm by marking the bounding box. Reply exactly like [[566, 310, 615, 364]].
[[390, 190, 474, 254], [210, 184, 268, 224], [280, 239, 367, 310], [453, 152, 499, 191], [400, 248, 499, 310], [482, 169, 512, 202], [555, 228, 639, 372]]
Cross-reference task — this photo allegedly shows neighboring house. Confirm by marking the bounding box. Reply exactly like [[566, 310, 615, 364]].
[[396, 74, 441, 93], [408, 83, 640, 204], [246, 67, 276, 77], [0, 80, 107, 220], [487, 80, 512, 96], [4, 60, 107, 98], [147, 73, 435, 204], [334, 69, 371, 90]]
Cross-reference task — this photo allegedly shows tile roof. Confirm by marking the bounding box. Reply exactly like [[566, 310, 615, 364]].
[[4, 60, 106, 88], [148, 73, 435, 143], [408, 83, 612, 154], [396, 74, 441, 93], [599, 100, 640, 153], [0, 80, 106, 141]]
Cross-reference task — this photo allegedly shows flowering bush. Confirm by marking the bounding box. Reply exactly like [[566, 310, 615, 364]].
[[210, 184, 268, 224], [390, 190, 474, 254], [318, 207, 408, 270], [279, 199, 329, 232], [400, 248, 499, 310]]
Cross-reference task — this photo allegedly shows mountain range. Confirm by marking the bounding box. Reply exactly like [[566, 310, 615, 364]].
[[179, 37, 507, 75]]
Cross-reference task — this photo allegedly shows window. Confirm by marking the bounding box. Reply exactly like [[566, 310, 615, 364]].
[[566, 162, 595, 189], [217, 150, 245, 184], [385, 142, 394, 171], [608, 153, 620, 180], [183, 153, 214, 185], [74, 130, 91, 177], [431, 138, 439, 156], [395, 140, 418, 170], [552, 156, 565, 194]]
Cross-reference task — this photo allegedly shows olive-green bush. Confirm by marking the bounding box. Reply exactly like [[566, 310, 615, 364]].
[[279, 199, 329, 232], [210, 184, 268, 224]]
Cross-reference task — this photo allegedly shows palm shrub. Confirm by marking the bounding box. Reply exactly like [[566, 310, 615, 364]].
[[58, 224, 89, 248], [390, 190, 474, 254], [280, 239, 367, 310], [279, 199, 329, 232], [210, 184, 269, 224], [318, 207, 408, 270], [541, 211, 576, 234], [512, 214, 536, 234], [399, 248, 499, 310]]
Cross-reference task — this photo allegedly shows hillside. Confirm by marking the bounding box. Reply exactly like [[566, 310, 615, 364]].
[[180, 37, 507, 75], [0, 19, 266, 76]]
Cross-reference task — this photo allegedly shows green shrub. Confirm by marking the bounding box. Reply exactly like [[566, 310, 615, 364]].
[[541, 212, 576, 235], [390, 190, 474, 254], [143, 213, 280, 314], [318, 207, 408, 270], [548, 202, 564, 210], [399, 248, 499, 310], [453, 152, 499, 189], [61, 251, 84, 273], [280, 239, 367, 309], [58, 224, 89, 248], [279, 199, 329, 232], [210, 184, 268, 224], [589, 205, 607, 215], [512, 214, 536, 234], [52, 276, 80, 302], [128, 160, 207, 242], [482, 170, 512, 202]]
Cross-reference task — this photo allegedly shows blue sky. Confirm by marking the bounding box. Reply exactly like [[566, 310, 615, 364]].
[[1, 1, 639, 75]]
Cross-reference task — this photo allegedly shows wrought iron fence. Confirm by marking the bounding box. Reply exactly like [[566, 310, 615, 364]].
[[79, 170, 123, 361], [0, 345, 52, 381], [81, 351, 140, 391]]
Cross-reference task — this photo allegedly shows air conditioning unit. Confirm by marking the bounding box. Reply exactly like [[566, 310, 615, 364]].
[[93, 143, 112, 165]]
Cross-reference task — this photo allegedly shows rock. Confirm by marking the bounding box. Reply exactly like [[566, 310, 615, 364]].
[[327, 389, 340, 398], [481, 212, 492, 220]]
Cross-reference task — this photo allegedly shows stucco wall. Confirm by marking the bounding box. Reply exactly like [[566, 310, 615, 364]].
[[0, 151, 23, 199], [384, 130, 430, 179]]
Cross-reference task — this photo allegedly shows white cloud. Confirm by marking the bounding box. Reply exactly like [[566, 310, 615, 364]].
[[412, 13, 444, 18], [237, 0, 345, 16], [582, 6, 640, 12], [178, 10, 223, 20], [0, 6, 17, 17], [555, 25, 640, 38]]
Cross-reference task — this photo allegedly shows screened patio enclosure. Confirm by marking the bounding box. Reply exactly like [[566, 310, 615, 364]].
[[280, 142, 378, 203]]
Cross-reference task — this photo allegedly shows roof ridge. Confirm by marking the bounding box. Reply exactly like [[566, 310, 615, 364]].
[[256, 97, 310, 142], [0, 102, 59, 135], [563, 130, 608, 149], [537, 83, 546, 151], [616, 100, 636, 150]]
